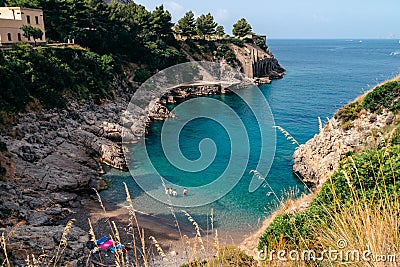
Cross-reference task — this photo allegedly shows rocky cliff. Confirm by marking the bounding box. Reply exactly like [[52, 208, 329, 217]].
[[230, 43, 285, 84], [0, 84, 136, 222], [293, 81, 399, 187]]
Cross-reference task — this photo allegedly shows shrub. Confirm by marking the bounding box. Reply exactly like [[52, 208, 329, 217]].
[[335, 102, 362, 123], [222, 37, 244, 47], [217, 44, 237, 63], [258, 212, 307, 251], [341, 121, 354, 130], [391, 127, 400, 145], [0, 45, 115, 112], [133, 68, 151, 83], [255, 35, 268, 51], [362, 81, 400, 113]]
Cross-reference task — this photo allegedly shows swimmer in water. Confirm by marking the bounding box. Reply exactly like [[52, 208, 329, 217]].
[[172, 189, 178, 197]]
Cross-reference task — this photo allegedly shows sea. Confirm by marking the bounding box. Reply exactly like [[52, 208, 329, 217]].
[[101, 39, 400, 239]]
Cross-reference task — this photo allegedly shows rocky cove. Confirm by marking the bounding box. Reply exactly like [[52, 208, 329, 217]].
[[0, 42, 284, 265]]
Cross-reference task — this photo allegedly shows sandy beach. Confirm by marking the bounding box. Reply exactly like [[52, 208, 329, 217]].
[[61, 194, 257, 266]]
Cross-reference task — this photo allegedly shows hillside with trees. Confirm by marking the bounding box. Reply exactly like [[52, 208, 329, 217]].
[[0, 0, 276, 116]]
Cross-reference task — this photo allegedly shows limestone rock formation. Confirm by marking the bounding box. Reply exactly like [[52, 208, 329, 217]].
[[230, 43, 285, 84], [293, 110, 396, 186]]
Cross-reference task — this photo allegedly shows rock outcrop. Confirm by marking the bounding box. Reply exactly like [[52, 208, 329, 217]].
[[230, 43, 285, 84], [293, 109, 397, 187], [0, 80, 141, 264], [3, 224, 89, 266], [0, 83, 139, 230]]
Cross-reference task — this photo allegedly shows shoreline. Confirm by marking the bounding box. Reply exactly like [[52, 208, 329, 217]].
[[70, 195, 255, 266]]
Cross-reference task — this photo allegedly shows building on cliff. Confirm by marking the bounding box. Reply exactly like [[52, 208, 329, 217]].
[[0, 7, 46, 46]]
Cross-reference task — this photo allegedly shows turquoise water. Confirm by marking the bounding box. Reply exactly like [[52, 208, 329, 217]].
[[102, 39, 400, 235]]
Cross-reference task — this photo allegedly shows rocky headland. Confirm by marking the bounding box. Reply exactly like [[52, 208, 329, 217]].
[[293, 93, 398, 187]]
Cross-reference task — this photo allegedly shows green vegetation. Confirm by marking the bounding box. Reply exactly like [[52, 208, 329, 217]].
[[333, 101, 362, 130], [5, 0, 187, 71], [216, 44, 237, 64], [259, 79, 400, 263], [1, 0, 266, 117], [0, 44, 114, 112], [0, 141, 6, 152], [333, 79, 400, 130], [341, 121, 354, 130], [259, 144, 400, 252], [181, 246, 257, 267], [223, 37, 245, 47], [20, 25, 43, 45], [195, 13, 217, 39], [232, 18, 252, 37], [255, 35, 268, 51], [175, 11, 197, 38], [334, 101, 362, 124], [216, 25, 225, 37], [362, 80, 400, 113]]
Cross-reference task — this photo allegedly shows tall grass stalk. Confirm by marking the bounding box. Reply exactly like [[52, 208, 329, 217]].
[[315, 146, 400, 266]]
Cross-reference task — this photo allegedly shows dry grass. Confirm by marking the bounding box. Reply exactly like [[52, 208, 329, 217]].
[[273, 126, 299, 146], [312, 149, 400, 266]]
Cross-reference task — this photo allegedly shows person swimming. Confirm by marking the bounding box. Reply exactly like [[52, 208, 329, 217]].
[[168, 188, 173, 195], [183, 188, 188, 196], [172, 189, 178, 197]]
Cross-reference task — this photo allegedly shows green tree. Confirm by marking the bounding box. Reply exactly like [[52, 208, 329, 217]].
[[232, 18, 252, 37], [175, 11, 196, 38], [4, 0, 39, 7], [216, 25, 225, 37], [196, 13, 217, 39], [149, 5, 173, 37], [20, 25, 43, 46]]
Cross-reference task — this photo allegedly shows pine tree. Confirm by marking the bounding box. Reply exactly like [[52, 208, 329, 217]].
[[216, 25, 225, 37], [232, 18, 252, 37], [149, 5, 173, 37], [175, 11, 196, 38], [196, 13, 217, 39]]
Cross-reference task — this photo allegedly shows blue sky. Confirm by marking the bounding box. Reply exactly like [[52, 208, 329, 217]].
[[135, 0, 400, 39]]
